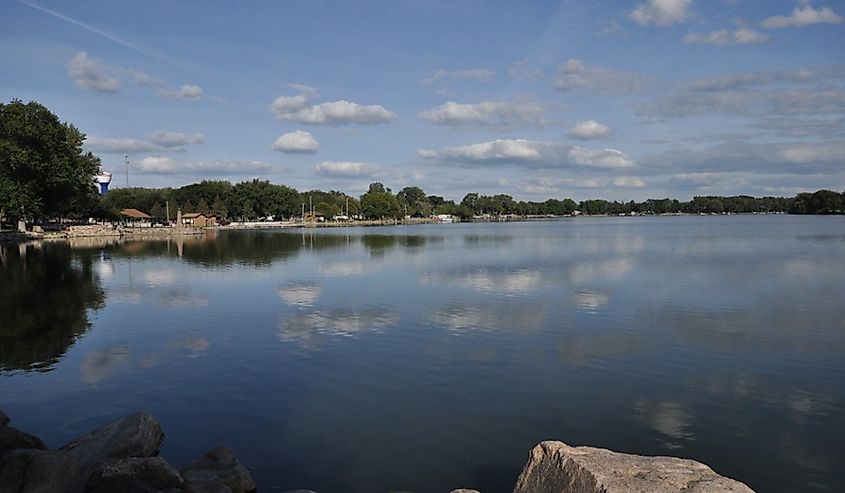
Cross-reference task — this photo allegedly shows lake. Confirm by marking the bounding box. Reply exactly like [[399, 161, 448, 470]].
[[1, 216, 844, 492]]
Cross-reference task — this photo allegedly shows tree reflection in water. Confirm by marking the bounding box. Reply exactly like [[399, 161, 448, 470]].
[[0, 242, 105, 372]]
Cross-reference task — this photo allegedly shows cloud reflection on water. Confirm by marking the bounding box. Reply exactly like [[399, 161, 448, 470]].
[[80, 346, 130, 385], [81, 336, 211, 384], [319, 260, 367, 277], [566, 257, 633, 285], [428, 301, 546, 332], [421, 268, 544, 294], [570, 289, 610, 313], [634, 399, 694, 449], [277, 281, 321, 307], [278, 308, 396, 348]]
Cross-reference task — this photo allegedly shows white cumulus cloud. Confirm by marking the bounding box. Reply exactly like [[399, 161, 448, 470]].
[[137, 156, 176, 173], [68, 52, 120, 93], [157, 84, 204, 101], [420, 101, 543, 126], [631, 0, 692, 26], [761, 4, 842, 28], [129, 69, 162, 85], [271, 95, 308, 113], [150, 131, 205, 147], [567, 120, 611, 140], [636, 65, 845, 118], [683, 28, 770, 45], [272, 131, 319, 153], [270, 93, 395, 125], [287, 83, 319, 97], [553, 59, 644, 94], [314, 161, 381, 178], [612, 176, 646, 188], [417, 139, 634, 169], [86, 137, 158, 153], [137, 156, 271, 175], [87, 131, 204, 153]]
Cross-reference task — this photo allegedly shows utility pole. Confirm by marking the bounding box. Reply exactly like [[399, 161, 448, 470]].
[[166, 201, 170, 225], [124, 154, 129, 188]]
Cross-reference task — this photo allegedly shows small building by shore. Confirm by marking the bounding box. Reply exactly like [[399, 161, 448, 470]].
[[181, 212, 217, 228], [120, 208, 152, 228]]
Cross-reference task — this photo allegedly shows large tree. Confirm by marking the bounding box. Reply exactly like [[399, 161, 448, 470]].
[[360, 182, 400, 219], [0, 100, 101, 229], [397, 186, 431, 217]]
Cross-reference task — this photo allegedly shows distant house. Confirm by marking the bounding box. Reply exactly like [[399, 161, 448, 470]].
[[120, 208, 152, 227], [181, 212, 217, 227]]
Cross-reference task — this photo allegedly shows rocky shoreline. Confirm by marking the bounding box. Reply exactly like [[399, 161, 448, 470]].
[[1, 409, 755, 492], [0, 225, 205, 245], [0, 409, 255, 493]]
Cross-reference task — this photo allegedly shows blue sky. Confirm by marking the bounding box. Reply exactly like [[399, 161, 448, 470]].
[[2, 0, 844, 201]]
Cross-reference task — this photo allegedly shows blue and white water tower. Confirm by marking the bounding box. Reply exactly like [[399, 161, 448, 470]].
[[95, 172, 112, 195]]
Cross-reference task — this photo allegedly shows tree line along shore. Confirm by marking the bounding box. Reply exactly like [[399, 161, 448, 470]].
[[98, 181, 845, 224], [2, 99, 844, 233]]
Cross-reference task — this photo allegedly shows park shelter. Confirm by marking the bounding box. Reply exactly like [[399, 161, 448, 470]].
[[120, 208, 152, 227]]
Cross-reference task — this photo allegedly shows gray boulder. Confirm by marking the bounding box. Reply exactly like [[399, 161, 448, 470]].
[[86, 457, 184, 492], [0, 449, 82, 493], [60, 412, 163, 469], [183, 484, 233, 493], [513, 441, 754, 493], [181, 446, 256, 493], [0, 426, 48, 459]]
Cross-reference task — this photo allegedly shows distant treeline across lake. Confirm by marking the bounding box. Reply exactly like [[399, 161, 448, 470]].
[[95, 180, 845, 223]]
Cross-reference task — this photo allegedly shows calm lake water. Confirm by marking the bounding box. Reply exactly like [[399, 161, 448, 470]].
[[2, 216, 844, 492]]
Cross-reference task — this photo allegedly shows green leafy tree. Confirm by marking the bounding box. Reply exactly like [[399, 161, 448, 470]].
[[211, 195, 228, 220], [197, 198, 210, 215], [461, 193, 480, 214], [368, 182, 387, 194], [397, 186, 431, 217], [360, 183, 400, 219], [101, 187, 174, 216], [0, 100, 101, 229], [230, 179, 299, 220], [149, 202, 166, 219], [175, 180, 233, 209], [316, 201, 341, 218], [241, 199, 255, 220]]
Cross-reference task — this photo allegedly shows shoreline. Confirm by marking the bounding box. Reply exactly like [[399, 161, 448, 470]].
[[0, 211, 821, 246]]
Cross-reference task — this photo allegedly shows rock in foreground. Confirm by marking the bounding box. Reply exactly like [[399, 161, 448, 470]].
[[86, 457, 184, 492], [60, 412, 164, 480], [0, 449, 82, 492], [181, 446, 257, 493], [0, 425, 48, 459], [0, 408, 256, 493], [513, 441, 754, 493]]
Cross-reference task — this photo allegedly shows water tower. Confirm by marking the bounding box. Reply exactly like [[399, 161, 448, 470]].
[[95, 172, 112, 195]]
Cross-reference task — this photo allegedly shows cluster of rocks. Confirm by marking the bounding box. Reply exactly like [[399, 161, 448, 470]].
[[64, 225, 121, 238], [0, 409, 255, 493], [1, 408, 755, 493]]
